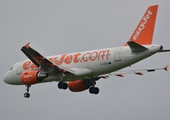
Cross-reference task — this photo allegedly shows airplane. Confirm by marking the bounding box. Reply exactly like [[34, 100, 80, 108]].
[[3, 5, 170, 98]]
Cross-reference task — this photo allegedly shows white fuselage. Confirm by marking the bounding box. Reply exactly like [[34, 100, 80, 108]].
[[3, 44, 162, 85]]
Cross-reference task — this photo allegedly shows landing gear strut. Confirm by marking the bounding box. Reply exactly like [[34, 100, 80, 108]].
[[57, 71, 68, 90], [24, 85, 31, 98]]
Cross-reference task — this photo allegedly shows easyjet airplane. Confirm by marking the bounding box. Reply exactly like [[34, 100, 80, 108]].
[[3, 5, 170, 98]]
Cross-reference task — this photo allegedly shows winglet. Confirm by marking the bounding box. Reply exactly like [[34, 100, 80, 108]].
[[25, 42, 30, 49], [164, 65, 168, 71]]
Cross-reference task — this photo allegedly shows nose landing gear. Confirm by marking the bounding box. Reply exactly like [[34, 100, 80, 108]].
[[24, 85, 31, 98]]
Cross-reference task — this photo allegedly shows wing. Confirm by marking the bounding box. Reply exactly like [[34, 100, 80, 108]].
[[21, 42, 75, 74], [99, 65, 168, 78]]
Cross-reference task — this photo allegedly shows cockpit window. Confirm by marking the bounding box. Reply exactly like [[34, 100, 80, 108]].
[[9, 67, 13, 71]]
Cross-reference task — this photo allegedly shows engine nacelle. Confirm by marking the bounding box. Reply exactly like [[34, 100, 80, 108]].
[[68, 80, 93, 92], [21, 70, 48, 85]]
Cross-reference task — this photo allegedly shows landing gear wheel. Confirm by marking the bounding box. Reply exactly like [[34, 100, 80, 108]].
[[58, 82, 63, 89], [62, 82, 68, 90], [94, 87, 99, 94], [24, 93, 30, 98], [89, 87, 99, 94], [58, 82, 68, 90], [24, 85, 31, 98], [89, 87, 95, 94]]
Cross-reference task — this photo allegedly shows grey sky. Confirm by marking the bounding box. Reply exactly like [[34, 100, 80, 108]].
[[0, 0, 170, 120]]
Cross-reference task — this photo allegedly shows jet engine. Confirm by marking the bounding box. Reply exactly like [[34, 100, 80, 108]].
[[68, 80, 93, 92], [21, 70, 48, 85]]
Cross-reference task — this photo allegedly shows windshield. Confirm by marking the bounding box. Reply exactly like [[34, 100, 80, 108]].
[[9, 67, 13, 71]]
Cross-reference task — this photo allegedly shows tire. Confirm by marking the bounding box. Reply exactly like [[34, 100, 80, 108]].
[[89, 87, 95, 94], [62, 83, 68, 90], [94, 87, 99, 94], [58, 82, 63, 89], [24, 93, 30, 98]]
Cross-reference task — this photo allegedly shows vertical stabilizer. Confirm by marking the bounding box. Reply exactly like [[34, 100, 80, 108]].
[[124, 5, 158, 45]]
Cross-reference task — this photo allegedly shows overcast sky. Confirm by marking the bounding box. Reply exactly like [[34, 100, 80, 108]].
[[1, 0, 170, 120]]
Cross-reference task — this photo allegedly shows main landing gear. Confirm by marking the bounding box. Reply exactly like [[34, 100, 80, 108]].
[[89, 80, 99, 94], [24, 85, 31, 98], [58, 82, 68, 90], [89, 86, 99, 94]]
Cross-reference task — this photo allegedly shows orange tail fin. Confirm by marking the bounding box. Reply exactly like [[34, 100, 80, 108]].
[[124, 5, 158, 46]]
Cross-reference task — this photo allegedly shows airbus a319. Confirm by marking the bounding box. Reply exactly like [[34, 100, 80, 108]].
[[3, 5, 170, 98]]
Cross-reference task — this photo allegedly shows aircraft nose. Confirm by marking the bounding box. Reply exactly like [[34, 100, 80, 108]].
[[3, 72, 15, 85], [3, 72, 10, 84], [3, 71, 23, 85]]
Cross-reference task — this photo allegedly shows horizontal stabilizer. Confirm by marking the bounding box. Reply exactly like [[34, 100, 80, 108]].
[[158, 50, 170, 52], [127, 41, 148, 52]]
